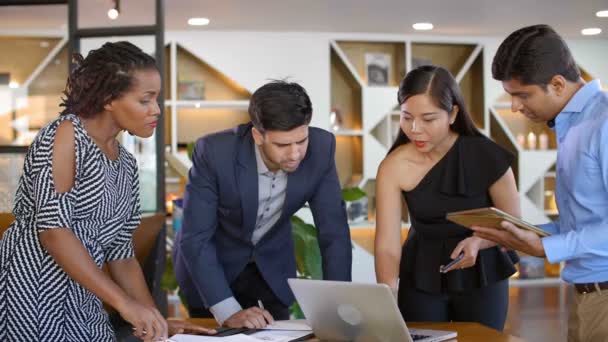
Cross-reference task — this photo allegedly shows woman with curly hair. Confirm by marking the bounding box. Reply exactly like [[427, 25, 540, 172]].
[[0, 41, 213, 341]]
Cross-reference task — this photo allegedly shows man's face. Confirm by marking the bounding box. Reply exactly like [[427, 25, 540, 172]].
[[502, 78, 563, 122], [252, 125, 309, 173]]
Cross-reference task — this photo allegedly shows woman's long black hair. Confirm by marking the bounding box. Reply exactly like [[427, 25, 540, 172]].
[[387, 65, 482, 155]]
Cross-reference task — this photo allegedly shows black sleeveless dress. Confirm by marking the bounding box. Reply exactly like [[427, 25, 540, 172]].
[[398, 135, 518, 299]]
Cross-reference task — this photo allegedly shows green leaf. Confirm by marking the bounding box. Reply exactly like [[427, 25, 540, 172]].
[[341, 187, 367, 202], [161, 256, 179, 291], [291, 216, 322, 279], [289, 301, 305, 319], [187, 142, 195, 161]]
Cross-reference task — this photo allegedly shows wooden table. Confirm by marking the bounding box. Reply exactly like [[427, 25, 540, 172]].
[[187, 318, 524, 341]]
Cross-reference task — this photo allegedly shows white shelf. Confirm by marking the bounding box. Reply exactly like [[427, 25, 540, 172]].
[[165, 99, 249, 109], [165, 151, 191, 178], [510, 277, 563, 287], [493, 101, 512, 109], [519, 149, 558, 153], [333, 129, 364, 136]]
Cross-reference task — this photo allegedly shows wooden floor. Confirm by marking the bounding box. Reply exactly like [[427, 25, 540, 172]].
[[504, 284, 572, 341]]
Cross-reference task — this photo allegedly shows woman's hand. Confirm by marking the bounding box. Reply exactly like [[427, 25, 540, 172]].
[[443, 236, 491, 272], [167, 320, 217, 336], [117, 298, 167, 341]]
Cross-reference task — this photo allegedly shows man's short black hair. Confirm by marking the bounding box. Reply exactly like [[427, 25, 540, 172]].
[[492, 24, 580, 86], [249, 80, 313, 132]]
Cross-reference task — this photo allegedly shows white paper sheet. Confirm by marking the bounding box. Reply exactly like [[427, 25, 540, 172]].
[[169, 333, 260, 342], [263, 319, 311, 331]]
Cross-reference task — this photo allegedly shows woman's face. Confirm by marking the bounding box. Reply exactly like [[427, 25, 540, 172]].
[[108, 68, 161, 138], [400, 93, 456, 153]]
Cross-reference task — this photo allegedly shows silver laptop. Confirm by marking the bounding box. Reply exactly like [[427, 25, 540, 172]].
[[288, 279, 456, 342]]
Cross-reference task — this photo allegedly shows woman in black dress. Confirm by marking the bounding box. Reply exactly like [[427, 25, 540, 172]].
[[374, 65, 520, 331]]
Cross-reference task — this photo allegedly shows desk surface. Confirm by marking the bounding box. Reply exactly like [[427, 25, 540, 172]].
[[187, 318, 524, 342]]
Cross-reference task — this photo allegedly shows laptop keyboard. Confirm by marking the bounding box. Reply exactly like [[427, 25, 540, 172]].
[[411, 333, 432, 341]]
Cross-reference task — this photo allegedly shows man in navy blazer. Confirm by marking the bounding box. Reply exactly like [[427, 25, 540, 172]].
[[173, 80, 352, 329]]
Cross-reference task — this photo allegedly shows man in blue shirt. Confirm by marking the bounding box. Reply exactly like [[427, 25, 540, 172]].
[[473, 24, 608, 342]]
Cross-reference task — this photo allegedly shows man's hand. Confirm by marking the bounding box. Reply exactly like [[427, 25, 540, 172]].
[[224, 307, 274, 329], [471, 221, 545, 257]]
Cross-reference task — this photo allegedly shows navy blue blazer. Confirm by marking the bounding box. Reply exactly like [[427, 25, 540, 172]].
[[173, 123, 352, 310]]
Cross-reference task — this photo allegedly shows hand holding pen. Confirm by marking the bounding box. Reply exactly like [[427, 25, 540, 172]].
[[223, 299, 274, 329]]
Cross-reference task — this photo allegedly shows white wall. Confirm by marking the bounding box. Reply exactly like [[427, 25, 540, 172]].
[[166, 31, 332, 129], [166, 30, 608, 131]]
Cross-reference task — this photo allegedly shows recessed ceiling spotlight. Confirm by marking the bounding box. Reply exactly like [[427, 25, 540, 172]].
[[107, 0, 119, 20], [108, 8, 119, 20], [581, 27, 602, 36], [596, 10, 608, 17], [413, 22, 434, 31], [188, 17, 210, 26], [9, 81, 19, 89]]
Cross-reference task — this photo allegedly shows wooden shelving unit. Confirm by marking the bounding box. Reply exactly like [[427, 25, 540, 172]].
[[330, 38, 486, 227], [165, 42, 251, 152]]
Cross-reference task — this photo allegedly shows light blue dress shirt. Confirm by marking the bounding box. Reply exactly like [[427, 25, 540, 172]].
[[540, 79, 608, 284]]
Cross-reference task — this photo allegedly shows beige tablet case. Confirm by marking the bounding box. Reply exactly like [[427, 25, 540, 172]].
[[446, 207, 550, 237]]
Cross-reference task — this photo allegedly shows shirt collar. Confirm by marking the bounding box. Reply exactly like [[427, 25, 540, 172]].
[[254, 144, 271, 175], [560, 79, 602, 114]]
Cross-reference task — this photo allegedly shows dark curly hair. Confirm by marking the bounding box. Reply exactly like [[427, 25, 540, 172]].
[[492, 24, 580, 86], [248, 80, 313, 132], [60, 41, 158, 118]]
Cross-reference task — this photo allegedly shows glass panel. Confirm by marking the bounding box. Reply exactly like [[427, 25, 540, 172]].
[[0, 36, 68, 145], [81, 37, 160, 213], [0, 152, 25, 213]]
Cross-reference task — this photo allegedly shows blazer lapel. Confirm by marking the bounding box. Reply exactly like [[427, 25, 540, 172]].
[[236, 127, 259, 241]]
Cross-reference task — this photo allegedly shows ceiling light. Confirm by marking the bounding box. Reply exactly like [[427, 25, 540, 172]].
[[108, 8, 118, 20], [188, 17, 210, 26], [9, 81, 19, 89], [413, 22, 434, 31], [596, 10, 608, 17], [581, 28, 602, 36], [107, 0, 119, 20]]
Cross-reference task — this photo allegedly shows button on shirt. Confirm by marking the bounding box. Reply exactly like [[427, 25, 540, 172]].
[[540, 80, 608, 283], [209, 145, 288, 324], [252, 145, 288, 245]]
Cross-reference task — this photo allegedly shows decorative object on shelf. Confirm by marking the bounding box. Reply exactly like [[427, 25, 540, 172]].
[[172, 198, 184, 232], [178, 79, 205, 100], [516, 133, 526, 148], [412, 57, 433, 69], [329, 107, 343, 131], [544, 259, 561, 278], [518, 256, 545, 279], [365, 53, 391, 86], [342, 187, 369, 223], [526, 131, 537, 150], [544, 189, 557, 213], [538, 131, 549, 150]]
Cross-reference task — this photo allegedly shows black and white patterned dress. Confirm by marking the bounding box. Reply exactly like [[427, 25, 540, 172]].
[[0, 114, 141, 341]]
